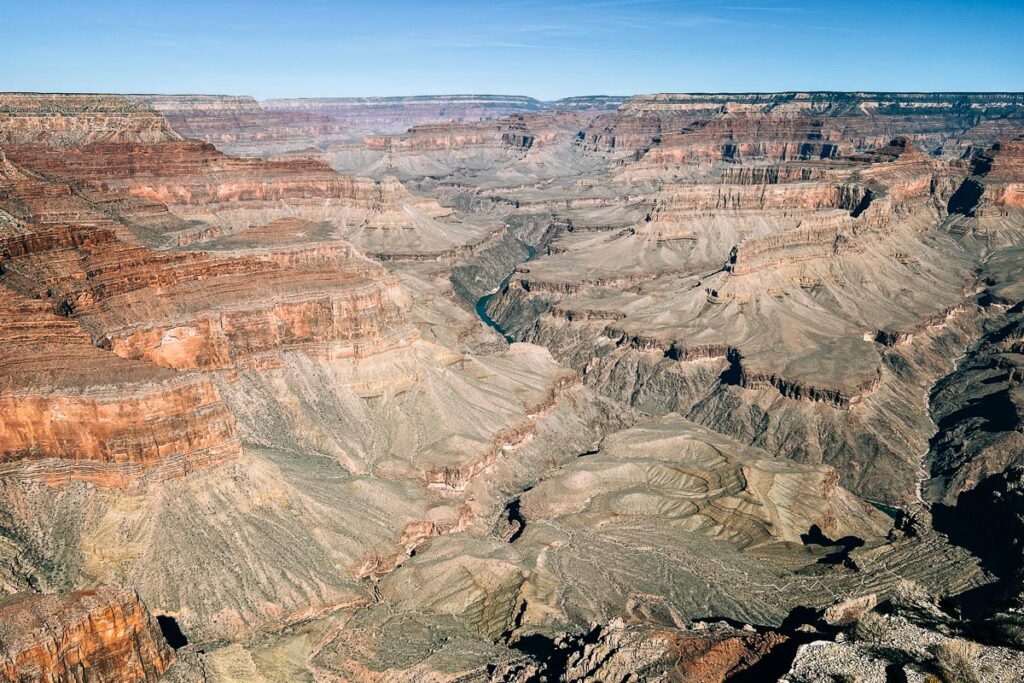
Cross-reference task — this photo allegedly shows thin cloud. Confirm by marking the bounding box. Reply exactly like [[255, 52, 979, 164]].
[[804, 24, 866, 34], [720, 5, 803, 11]]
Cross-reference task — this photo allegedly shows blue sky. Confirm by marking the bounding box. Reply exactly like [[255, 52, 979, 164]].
[[3, 0, 1022, 99]]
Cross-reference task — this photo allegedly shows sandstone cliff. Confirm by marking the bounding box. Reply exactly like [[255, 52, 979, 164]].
[[0, 94, 180, 146], [0, 588, 173, 682]]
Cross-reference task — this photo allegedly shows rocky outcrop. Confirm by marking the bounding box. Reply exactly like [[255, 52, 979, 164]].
[[734, 362, 882, 409], [0, 94, 180, 146], [513, 618, 788, 683], [0, 588, 173, 682], [962, 141, 1024, 213], [781, 583, 1024, 683], [945, 139, 1024, 244]]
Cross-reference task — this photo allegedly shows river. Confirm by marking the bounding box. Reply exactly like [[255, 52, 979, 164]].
[[474, 243, 536, 343]]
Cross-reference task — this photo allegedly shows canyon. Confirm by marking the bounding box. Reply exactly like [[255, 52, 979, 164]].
[[0, 90, 1021, 682]]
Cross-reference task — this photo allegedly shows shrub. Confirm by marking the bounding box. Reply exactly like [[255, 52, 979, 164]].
[[930, 638, 982, 683]]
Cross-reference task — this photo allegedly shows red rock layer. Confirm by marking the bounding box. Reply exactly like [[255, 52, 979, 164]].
[[0, 153, 244, 486], [6, 140, 421, 208], [0, 287, 241, 487], [0, 150, 418, 372], [968, 140, 1024, 214], [0, 118, 421, 486], [4, 140, 451, 247], [0, 588, 174, 682], [670, 626, 788, 683]]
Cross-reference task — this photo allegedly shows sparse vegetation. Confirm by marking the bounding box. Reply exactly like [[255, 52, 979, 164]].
[[930, 638, 982, 683], [851, 610, 890, 643]]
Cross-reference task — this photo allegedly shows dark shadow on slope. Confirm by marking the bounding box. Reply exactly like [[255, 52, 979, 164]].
[[156, 615, 189, 649], [933, 389, 1019, 435], [801, 524, 865, 567], [850, 189, 874, 218], [946, 178, 984, 216], [504, 498, 527, 543], [508, 623, 603, 683]]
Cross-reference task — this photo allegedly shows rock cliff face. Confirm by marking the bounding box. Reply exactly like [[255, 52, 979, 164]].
[[0, 161, 242, 485], [0, 588, 173, 682], [1, 94, 181, 146], [0, 148, 417, 374], [0, 295, 241, 485], [945, 139, 1024, 245]]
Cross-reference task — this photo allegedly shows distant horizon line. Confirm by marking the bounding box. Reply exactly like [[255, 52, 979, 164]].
[[4, 90, 1024, 102]]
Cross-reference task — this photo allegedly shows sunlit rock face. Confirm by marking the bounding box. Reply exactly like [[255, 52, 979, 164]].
[[0, 588, 174, 682], [0, 91, 1021, 681], [0, 94, 182, 146]]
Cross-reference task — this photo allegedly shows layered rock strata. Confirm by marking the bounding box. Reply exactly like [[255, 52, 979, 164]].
[[0, 588, 173, 682], [0, 288, 240, 486], [0, 147, 419, 374], [0, 91, 1021, 682], [1, 94, 180, 146], [583, 92, 1024, 158], [485, 135, 986, 502]]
